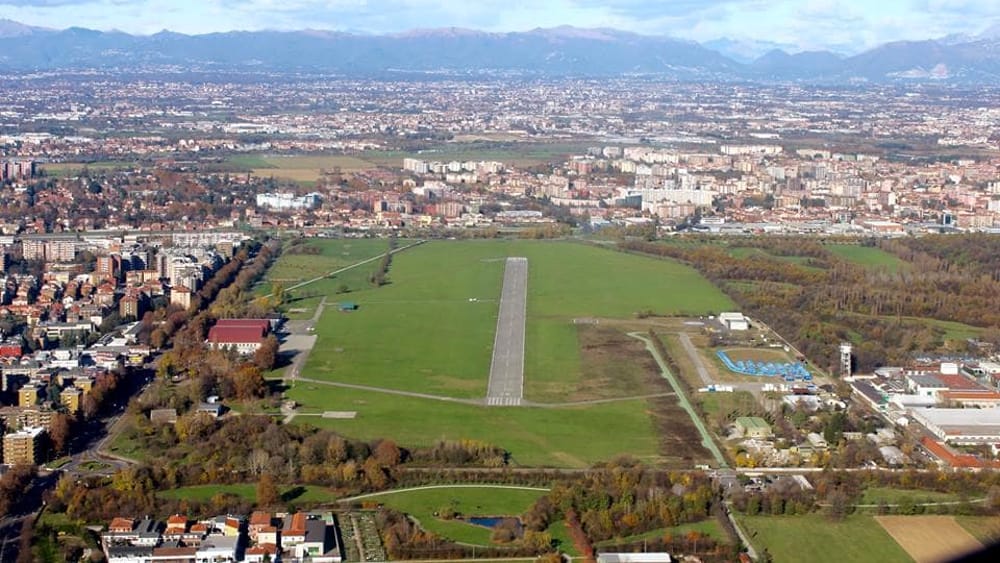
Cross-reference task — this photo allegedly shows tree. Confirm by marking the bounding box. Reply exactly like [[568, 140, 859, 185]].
[[233, 365, 266, 400], [253, 335, 279, 371], [256, 473, 280, 508], [49, 413, 72, 455], [373, 439, 402, 467]]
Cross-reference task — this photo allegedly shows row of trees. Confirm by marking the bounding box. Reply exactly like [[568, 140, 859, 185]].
[[622, 236, 1000, 372]]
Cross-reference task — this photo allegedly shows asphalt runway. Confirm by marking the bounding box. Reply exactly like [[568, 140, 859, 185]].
[[486, 257, 528, 406]]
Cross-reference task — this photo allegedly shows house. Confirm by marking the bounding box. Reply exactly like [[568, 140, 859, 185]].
[[246, 543, 280, 563], [206, 319, 270, 354]]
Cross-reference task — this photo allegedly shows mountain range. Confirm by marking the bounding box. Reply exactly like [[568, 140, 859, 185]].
[[3, 19, 1000, 83]]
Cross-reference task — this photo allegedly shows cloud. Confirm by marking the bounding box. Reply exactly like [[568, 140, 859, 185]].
[[0, 0, 998, 51]]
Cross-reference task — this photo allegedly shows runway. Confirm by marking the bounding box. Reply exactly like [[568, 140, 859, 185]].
[[486, 257, 528, 407]]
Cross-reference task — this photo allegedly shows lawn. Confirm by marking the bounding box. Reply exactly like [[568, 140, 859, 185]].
[[158, 483, 338, 504], [827, 244, 907, 273], [369, 487, 547, 546], [739, 514, 913, 563], [288, 385, 668, 468]]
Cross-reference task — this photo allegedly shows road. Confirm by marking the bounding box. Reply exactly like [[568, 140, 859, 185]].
[[486, 257, 528, 407]]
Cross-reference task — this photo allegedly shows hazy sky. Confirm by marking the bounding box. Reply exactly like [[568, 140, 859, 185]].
[[1, 0, 998, 52]]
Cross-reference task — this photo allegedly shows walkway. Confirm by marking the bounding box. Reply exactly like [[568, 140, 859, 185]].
[[629, 332, 728, 468]]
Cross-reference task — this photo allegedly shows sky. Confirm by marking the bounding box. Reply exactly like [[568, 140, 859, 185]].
[[1, 0, 999, 53]]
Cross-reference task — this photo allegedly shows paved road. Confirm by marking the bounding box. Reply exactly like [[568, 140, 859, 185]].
[[486, 257, 528, 407]]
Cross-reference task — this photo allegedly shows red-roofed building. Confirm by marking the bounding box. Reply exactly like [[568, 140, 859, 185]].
[[206, 319, 270, 354], [108, 517, 135, 533], [245, 543, 280, 563]]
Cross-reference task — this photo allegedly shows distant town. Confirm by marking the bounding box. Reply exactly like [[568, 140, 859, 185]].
[[1, 72, 1000, 563]]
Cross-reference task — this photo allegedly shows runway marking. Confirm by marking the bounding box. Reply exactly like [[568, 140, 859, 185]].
[[486, 257, 528, 407]]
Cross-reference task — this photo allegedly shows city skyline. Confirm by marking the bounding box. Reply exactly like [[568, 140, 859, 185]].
[[1, 0, 999, 53]]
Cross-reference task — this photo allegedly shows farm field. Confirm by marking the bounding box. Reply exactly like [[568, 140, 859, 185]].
[[366, 487, 548, 546], [236, 154, 375, 183], [826, 244, 907, 272], [876, 515, 982, 563], [158, 483, 337, 504], [739, 514, 912, 563]]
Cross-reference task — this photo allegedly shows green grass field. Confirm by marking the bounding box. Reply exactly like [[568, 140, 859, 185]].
[[287, 240, 729, 467], [158, 483, 338, 504], [268, 239, 389, 286], [740, 514, 913, 563], [860, 487, 962, 505], [368, 487, 547, 546], [40, 160, 138, 177], [289, 385, 665, 468], [302, 240, 733, 398], [827, 244, 907, 273]]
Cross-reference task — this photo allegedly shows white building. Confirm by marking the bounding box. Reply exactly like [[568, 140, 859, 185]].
[[256, 192, 321, 210], [719, 312, 749, 331]]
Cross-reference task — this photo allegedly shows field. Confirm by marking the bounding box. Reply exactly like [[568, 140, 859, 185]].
[[594, 519, 727, 546], [286, 239, 730, 467], [158, 483, 337, 504], [366, 487, 548, 546], [826, 244, 907, 272], [739, 514, 912, 563], [40, 160, 138, 177], [248, 154, 375, 183], [362, 141, 598, 168], [860, 487, 962, 505], [721, 347, 795, 364], [876, 516, 982, 563], [289, 384, 671, 467], [302, 240, 733, 398], [955, 516, 1000, 544]]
